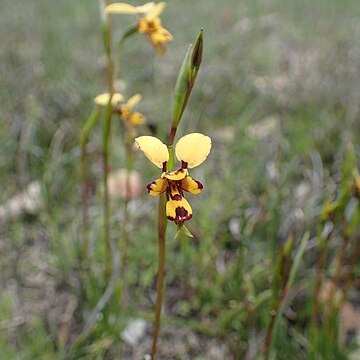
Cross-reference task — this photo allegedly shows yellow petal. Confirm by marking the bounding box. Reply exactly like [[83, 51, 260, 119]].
[[136, 2, 156, 15], [135, 136, 169, 168], [94, 92, 124, 107], [166, 196, 193, 224], [126, 93, 142, 109], [162, 168, 187, 181], [146, 178, 167, 196], [150, 27, 173, 44], [175, 133, 212, 169], [129, 112, 145, 125], [146, 2, 166, 19], [106, 3, 138, 14], [180, 176, 203, 195]]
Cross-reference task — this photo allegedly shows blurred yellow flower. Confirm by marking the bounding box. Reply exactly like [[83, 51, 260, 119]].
[[106, 2, 173, 53], [94, 92, 145, 126], [118, 93, 146, 126], [135, 133, 211, 224]]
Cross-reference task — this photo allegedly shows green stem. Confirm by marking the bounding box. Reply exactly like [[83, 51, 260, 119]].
[[168, 126, 177, 147], [150, 194, 167, 359], [101, 2, 115, 279], [102, 101, 114, 278]]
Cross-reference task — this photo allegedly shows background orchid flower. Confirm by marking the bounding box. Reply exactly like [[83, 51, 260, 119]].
[[118, 93, 145, 126], [106, 2, 173, 54], [94, 92, 145, 126], [135, 133, 211, 224]]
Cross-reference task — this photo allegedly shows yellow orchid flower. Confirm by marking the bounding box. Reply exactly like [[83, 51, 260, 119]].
[[118, 93, 146, 126], [94, 92, 145, 126], [106, 2, 173, 54], [135, 133, 211, 224]]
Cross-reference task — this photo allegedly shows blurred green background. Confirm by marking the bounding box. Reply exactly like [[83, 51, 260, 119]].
[[1, 0, 360, 359]]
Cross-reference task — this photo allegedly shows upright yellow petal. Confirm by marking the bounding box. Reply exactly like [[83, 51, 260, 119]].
[[175, 133, 212, 168], [146, 178, 167, 196], [135, 136, 169, 168], [126, 94, 142, 109], [146, 2, 166, 19], [94, 92, 124, 107], [136, 2, 156, 15], [106, 3, 138, 14], [180, 176, 203, 194]]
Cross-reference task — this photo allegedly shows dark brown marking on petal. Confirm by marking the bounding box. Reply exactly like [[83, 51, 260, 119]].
[[181, 161, 188, 169], [167, 206, 192, 224], [174, 207, 192, 224], [171, 193, 182, 201], [162, 162, 167, 172], [176, 207, 188, 218], [146, 181, 156, 193], [196, 180, 203, 189], [165, 168, 185, 178]]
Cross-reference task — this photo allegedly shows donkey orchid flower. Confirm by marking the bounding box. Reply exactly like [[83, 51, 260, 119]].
[[135, 133, 211, 224]]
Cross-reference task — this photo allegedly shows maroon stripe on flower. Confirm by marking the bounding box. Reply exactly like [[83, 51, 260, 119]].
[[146, 181, 156, 193], [196, 180, 203, 189], [167, 206, 192, 224], [170, 193, 182, 201]]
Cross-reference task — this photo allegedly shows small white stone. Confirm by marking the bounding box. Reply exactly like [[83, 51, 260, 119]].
[[121, 319, 147, 346]]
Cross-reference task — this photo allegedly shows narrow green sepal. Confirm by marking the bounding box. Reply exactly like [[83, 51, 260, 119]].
[[175, 224, 194, 240]]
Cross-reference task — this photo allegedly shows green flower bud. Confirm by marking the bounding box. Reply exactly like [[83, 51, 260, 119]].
[[170, 29, 203, 140]]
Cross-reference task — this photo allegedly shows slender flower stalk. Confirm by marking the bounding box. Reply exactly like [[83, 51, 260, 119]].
[[100, 0, 117, 278]]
